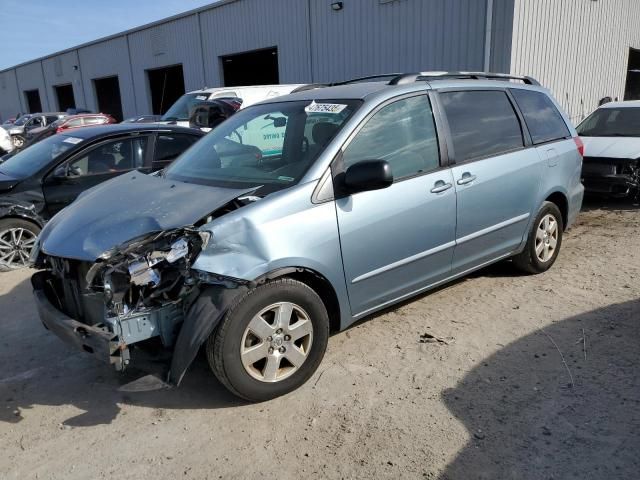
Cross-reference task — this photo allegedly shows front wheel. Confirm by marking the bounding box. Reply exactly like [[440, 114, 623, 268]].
[[207, 278, 330, 402], [512, 202, 564, 274], [12, 135, 25, 149], [0, 219, 40, 271]]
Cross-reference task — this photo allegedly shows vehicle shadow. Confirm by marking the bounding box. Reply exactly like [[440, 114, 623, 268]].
[[439, 299, 640, 480], [0, 273, 245, 428], [580, 195, 639, 212]]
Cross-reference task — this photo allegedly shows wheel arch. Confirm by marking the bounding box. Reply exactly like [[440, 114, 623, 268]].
[[544, 191, 569, 230], [255, 267, 342, 333]]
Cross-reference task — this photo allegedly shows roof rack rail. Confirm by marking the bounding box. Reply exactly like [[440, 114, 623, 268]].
[[388, 71, 540, 86], [332, 73, 404, 86]]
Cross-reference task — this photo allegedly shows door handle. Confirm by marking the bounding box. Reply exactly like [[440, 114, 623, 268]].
[[430, 180, 453, 194], [457, 173, 477, 185]]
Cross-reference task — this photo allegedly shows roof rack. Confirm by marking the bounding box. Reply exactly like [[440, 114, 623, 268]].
[[332, 73, 404, 86], [388, 71, 540, 86]]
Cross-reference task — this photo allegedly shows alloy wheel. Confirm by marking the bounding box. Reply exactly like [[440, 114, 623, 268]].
[[240, 302, 314, 383], [0, 227, 37, 269], [535, 214, 558, 263]]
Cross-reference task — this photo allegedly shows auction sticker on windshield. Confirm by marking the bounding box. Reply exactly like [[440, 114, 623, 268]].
[[305, 101, 347, 114]]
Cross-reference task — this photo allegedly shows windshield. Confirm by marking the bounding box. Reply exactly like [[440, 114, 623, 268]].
[[577, 107, 640, 137], [161, 93, 211, 121], [165, 99, 361, 195], [0, 134, 80, 178]]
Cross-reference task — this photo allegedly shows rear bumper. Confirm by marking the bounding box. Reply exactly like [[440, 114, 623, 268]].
[[31, 271, 126, 369]]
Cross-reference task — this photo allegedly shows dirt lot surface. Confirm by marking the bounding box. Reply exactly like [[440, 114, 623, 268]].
[[1, 200, 639, 480]]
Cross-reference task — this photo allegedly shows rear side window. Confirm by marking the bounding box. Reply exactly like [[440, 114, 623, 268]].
[[154, 133, 200, 163], [342, 95, 440, 180], [510, 89, 570, 144], [440, 90, 524, 162]]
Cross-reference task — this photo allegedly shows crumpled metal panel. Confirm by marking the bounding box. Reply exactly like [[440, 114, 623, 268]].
[[38, 171, 254, 261], [193, 181, 353, 329]]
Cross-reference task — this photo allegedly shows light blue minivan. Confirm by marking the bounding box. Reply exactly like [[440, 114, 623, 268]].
[[32, 72, 584, 401]]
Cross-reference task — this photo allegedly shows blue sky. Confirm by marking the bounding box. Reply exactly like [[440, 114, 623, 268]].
[[0, 0, 217, 69]]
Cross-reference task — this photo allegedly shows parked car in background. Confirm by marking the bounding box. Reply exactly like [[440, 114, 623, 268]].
[[577, 101, 640, 198], [4, 113, 67, 149], [24, 114, 118, 149], [0, 124, 203, 270], [0, 127, 14, 155], [30, 72, 583, 401], [122, 114, 162, 124], [160, 84, 304, 128]]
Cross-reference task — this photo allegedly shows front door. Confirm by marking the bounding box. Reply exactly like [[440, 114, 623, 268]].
[[43, 135, 150, 216], [335, 94, 456, 316]]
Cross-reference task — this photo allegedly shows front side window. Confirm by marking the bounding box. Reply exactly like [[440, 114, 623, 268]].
[[342, 95, 440, 179], [577, 107, 640, 137], [165, 99, 360, 195], [510, 89, 570, 144], [67, 137, 148, 176], [440, 90, 524, 162]]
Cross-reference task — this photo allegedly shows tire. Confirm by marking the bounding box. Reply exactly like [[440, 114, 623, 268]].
[[512, 201, 564, 274], [0, 218, 41, 272], [12, 135, 25, 149], [207, 278, 330, 402]]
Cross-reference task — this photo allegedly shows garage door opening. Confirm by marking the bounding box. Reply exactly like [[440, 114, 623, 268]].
[[55, 84, 75, 112], [93, 76, 123, 121], [24, 89, 42, 113], [147, 64, 185, 115], [624, 48, 640, 100], [221, 47, 279, 87]]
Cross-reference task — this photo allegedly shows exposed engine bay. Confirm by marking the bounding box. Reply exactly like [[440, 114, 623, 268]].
[[33, 195, 257, 377]]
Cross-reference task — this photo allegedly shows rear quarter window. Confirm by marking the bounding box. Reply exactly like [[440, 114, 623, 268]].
[[440, 90, 524, 162], [510, 89, 570, 144]]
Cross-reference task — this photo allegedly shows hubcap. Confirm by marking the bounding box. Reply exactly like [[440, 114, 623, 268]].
[[0, 227, 37, 269], [240, 302, 313, 383], [535, 214, 558, 263]]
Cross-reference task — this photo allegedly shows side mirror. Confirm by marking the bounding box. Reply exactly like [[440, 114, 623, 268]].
[[343, 159, 393, 194], [52, 165, 67, 178]]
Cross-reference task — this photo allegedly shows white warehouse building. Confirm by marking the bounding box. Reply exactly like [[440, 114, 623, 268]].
[[1, 0, 640, 124]]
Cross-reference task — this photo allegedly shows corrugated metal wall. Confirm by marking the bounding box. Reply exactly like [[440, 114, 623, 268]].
[[41, 50, 86, 111], [309, 0, 488, 83], [78, 36, 137, 119], [0, 0, 503, 121], [199, 0, 312, 86], [127, 14, 206, 114], [509, 0, 640, 124]]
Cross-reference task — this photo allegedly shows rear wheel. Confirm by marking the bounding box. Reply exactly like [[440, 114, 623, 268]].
[[512, 202, 563, 274], [0, 219, 40, 271], [207, 278, 329, 402]]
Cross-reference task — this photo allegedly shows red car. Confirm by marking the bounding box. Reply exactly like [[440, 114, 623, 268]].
[[56, 114, 117, 132]]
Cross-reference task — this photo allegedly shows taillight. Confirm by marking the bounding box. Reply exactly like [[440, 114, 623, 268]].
[[56, 127, 63, 133], [573, 136, 584, 157]]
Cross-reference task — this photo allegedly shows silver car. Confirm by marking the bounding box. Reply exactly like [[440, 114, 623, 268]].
[[31, 72, 584, 401]]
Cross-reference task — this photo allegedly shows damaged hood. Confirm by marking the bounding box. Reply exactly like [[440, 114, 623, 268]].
[[39, 171, 254, 261], [582, 136, 640, 160]]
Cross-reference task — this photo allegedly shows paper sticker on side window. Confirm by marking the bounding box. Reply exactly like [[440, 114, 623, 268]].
[[63, 137, 83, 145], [305, 101, 347, 114], [196, 95, 208, 101]]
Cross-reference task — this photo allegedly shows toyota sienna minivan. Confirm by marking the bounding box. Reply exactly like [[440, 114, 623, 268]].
[[31, 72, 584, 401]]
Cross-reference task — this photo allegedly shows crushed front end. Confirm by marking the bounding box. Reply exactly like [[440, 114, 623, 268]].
[[32, 228, 210, 373], [582, 156, 640, 198]]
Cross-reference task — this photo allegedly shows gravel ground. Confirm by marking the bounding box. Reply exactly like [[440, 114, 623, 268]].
[[1, 199, 639, 480]]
